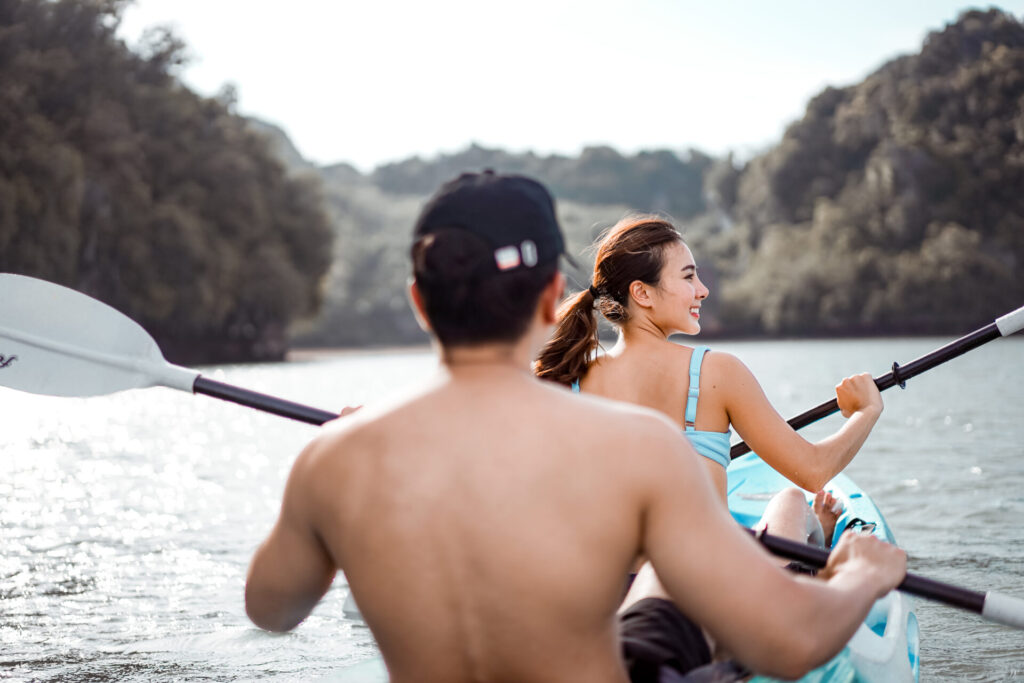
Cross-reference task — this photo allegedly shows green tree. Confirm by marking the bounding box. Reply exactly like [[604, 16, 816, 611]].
[[714, 8, 1024, 336], [0, 0, 333, 362]]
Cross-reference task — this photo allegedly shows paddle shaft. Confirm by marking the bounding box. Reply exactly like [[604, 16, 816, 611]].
[[193, 376, 338, 425], [748, 529, 1024, 628], [749, 528, 981, 609], [730, 322, 1004, 459]]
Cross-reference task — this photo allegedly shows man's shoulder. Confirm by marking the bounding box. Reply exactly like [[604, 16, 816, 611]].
[[290, 398, 402, 474], [308, 398, 400, 452]]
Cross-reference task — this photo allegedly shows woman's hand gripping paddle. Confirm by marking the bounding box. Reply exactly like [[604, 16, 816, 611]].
[[731, 304, 1024, 459]]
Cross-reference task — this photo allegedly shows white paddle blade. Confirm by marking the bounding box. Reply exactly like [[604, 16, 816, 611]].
[[0, 274, 198, 397]]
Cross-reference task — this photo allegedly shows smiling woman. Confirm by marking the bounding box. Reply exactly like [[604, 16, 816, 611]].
[[535, 213, 884, 542]]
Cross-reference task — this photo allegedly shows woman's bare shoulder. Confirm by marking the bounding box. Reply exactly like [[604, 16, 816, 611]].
[[700, 347, 738, 365], [695, 350, 764, 415], [699, 349, 774, 425], [540, 378, 678, 435], [701, 349, 752, 380]]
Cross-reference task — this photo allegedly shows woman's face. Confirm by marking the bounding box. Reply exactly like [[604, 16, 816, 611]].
[[648, 242, 709, 335]]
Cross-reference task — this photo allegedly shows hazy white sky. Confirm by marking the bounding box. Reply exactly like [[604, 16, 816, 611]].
[[119, 1, 1024, 172]]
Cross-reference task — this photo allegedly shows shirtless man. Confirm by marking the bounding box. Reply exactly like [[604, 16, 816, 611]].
[[245, 171, 907, 682]]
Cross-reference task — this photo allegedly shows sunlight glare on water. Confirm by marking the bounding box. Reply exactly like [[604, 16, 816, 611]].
[[0, 350, 424, 681]]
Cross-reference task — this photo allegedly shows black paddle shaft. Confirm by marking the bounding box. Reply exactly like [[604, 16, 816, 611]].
[[193, 376, 339, 425], [747, 528, 986, 614], [730, 322, 1002, 459]]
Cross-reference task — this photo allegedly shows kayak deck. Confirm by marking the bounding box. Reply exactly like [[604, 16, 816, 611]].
[[729, 453, 920, 683]]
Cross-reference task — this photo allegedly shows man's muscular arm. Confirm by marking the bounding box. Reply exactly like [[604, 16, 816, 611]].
[[633, 414, 905, 679], [246, 443, 336, 632]]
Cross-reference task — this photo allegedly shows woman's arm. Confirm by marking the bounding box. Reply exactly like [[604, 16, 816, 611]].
[[713, 353, 882, 491]]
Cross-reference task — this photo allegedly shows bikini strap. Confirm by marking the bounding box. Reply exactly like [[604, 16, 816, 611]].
[[571, 378, 580, 393], [684, 346, 710, 431]]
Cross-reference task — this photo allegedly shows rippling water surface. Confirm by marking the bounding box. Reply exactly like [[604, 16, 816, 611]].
[[1, 339, 1022, 681]]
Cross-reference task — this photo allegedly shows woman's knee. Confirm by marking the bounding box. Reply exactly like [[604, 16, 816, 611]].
[[760, 488, 814, 540], [767, 487, 810, 515]]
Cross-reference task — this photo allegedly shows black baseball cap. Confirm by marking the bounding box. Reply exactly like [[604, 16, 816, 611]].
[[413, 170, 577, 271]]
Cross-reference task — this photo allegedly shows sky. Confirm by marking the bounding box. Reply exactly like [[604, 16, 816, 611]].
[[118, 1, 1024, 172]]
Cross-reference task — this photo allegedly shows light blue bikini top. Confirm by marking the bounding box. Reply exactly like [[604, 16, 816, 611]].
[[571, 345, 733, 470]]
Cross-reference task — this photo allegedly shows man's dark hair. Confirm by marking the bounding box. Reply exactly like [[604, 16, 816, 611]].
[[412, 228, 557, 347]]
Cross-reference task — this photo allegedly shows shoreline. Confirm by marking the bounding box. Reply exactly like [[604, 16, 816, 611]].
[[286, 333, 1023, 362], [286, 344, 432, 362]]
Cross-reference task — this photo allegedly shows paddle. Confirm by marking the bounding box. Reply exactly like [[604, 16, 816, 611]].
[[730, 305, 1024, 459], [748, 528, 1024, 630], [0, 274, 339, 425]]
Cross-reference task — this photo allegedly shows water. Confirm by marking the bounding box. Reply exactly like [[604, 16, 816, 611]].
[[1, 339, 1022, 681]]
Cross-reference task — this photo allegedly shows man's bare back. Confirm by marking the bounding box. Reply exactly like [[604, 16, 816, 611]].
[[268, 367, 669, 681], [245, 172, 906, 682]]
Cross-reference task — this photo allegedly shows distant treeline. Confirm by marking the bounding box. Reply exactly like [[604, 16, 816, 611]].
[[373, 145, 713, 220], [2, 2, 1022, 361], [0, 0, 332, 363]]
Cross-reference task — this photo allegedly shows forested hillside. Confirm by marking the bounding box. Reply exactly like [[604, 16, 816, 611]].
[[0, 0, 333, 362], [713, 8, 1024, 335]]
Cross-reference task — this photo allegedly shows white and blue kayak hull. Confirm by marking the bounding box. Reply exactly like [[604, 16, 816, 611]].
[[729, 453, 920, 683]]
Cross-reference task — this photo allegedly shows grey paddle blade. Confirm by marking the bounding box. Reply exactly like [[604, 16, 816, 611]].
[[0, 274, 198, 397]]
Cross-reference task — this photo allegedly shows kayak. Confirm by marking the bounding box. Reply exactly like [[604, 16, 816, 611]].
[[330, 454, 920, 682], [729, 453, 920, 683]]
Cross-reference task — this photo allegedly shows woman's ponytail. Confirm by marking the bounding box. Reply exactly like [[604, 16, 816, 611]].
[[534, 213, 684, 386], [534, 287, 600, 386]]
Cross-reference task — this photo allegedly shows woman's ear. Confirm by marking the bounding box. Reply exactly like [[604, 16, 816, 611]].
[[628, 280, 654, 309], [407, 278, 432, 333]]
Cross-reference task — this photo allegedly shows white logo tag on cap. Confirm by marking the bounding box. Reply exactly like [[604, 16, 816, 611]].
[[495, 246, 521, 270], [494, 240, 539, 270]]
